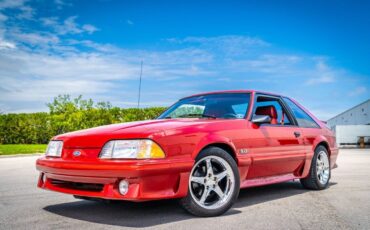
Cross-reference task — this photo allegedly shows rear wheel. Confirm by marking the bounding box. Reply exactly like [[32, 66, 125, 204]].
[[180, 147, 240, 217], [300, 145, 331, 190]]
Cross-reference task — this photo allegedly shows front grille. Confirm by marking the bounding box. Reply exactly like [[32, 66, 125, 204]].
[[50, 179, 104, 192]]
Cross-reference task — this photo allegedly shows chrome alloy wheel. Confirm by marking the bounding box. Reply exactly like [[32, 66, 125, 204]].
[[189, 156, 235, 210], [316, 151, 330, 185]]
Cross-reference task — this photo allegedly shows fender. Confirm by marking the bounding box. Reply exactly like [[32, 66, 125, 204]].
[[312, 135, 330, 155], [312, 135, 339, 169], [191, 134, 251, 181], [301, 135, 330, 178], [191, 134, 237, 160]]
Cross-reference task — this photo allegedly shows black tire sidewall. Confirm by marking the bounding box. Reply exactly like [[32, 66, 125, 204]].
[[313, 146, 331, 189]]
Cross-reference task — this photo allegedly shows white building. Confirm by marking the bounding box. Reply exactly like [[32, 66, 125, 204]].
[[327, 99, 370, 147]]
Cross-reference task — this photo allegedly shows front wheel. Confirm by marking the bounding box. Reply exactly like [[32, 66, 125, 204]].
[[180, 147, 240, 217], [300, 145, 331, 190]]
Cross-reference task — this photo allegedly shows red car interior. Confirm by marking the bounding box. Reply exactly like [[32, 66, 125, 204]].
[[255, 105, 278, 124]]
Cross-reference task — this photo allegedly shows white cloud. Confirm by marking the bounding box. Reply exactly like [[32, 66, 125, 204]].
[[0, 12, 8, 21], [0, 38, 215, 112], [0, 2, 366, 115], [16, 5, 35, 20], [167, 35, 269, 57], [0, 0, 35, 21], [228, 54, 302, 74], [126, 19, 134, 25], [349, 86, 367, 96], [54, 0, 72, 10], [59, 16, 82, 34], [10, 31, 59, 46], [40, 16, 99, 35], [82, 24, 99, 34], [168, 35, 269, 46], [185, 35, 269, 46], [305, 58, 336, 85], [0, 39, 15, 49], [0, 0, 26, 9], [40, 17, 59, 26], [0, 30, 360, 113]]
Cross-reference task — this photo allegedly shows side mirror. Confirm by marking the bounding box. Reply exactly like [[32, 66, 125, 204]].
[[251, 115, 271, 125]]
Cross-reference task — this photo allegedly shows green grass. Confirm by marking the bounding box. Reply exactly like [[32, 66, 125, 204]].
[[0, 144, 47, 155]]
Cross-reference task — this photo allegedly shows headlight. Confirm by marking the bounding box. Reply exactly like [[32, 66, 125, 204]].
[[99, 140, 165, 159], [46, 140, 63, 157]]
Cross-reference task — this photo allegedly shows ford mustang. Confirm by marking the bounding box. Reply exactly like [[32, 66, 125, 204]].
[[36, 90, 338, 216]]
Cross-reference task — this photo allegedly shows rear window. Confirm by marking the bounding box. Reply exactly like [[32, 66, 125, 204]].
[[283, 98, 320, 128]]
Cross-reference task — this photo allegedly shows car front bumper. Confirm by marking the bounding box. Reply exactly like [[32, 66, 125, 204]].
[[36, 156, 193, 201]]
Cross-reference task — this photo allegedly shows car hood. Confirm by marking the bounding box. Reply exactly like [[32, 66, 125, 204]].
[[54, 119, 218, 148]]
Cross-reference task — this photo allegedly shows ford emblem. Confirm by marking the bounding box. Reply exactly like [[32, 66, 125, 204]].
[[73, 150, 81, 157]]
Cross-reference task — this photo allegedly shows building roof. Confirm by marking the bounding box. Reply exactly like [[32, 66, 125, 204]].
[[327, 99, 370, 122]]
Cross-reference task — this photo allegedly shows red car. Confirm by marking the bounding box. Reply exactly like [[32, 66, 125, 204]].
[[36, 90, 338, 216]]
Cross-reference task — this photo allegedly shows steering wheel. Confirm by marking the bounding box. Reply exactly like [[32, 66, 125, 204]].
[[222, 113, 238, 118]]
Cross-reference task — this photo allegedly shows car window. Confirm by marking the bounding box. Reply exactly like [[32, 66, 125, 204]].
[[254, 96, 292, 125], [232, 103, 249, 118], [167, 104, 205, 118], [158, 93, 250, 119], [283, 98, 320, 128]]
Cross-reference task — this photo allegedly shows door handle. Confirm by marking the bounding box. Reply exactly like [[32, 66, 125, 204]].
[[294, 131, 301, 138]]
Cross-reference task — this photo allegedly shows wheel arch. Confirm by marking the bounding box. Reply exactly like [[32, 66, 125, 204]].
[[201, 143, 237, 162], [301, 136, 331, 178], [315, 140, 331, 157], [191, 135, 238, 163]]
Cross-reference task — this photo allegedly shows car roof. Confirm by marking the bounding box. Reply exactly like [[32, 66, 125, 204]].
[[181, 90, 284, 99]]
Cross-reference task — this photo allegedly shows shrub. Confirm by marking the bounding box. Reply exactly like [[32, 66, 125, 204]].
[[0, 95, 167, 144]]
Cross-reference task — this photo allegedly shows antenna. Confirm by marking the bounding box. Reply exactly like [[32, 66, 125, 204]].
[[137, 60, 143, 109]]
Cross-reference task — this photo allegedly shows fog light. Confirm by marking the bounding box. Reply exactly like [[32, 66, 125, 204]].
[[118, 180, 129, 195]]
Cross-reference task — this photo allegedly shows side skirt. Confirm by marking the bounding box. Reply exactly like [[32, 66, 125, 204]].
[[240, 173, 298, 188]]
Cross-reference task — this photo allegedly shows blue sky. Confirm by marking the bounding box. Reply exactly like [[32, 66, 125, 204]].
[[0, 0, 369, 120]]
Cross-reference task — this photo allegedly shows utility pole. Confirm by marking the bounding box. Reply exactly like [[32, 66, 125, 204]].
[[137, 60, 143, 110]]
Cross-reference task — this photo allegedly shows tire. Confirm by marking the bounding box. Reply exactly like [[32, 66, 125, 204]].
[[180, 146, 240, 217], [300, 145, 331, 190]]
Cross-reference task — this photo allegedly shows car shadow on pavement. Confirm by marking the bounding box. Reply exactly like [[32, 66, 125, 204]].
[[236, 180, 336, 208], [43, 181, 337, 228]]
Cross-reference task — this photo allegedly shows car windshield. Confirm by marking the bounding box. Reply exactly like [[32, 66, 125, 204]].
[[158, 93, 251, 119]]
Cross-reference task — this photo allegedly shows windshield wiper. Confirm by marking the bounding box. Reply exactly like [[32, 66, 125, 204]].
[[177, 114, 217, 119]]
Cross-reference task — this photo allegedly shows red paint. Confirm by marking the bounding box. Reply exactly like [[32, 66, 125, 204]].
[[36, 90, 339, 201]]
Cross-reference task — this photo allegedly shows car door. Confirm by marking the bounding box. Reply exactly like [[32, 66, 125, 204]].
[[282, 97, 322, 157], [246, 94, 306, 179]]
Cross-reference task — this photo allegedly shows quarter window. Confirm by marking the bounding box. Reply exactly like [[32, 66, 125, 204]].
[[283, 98, 320, 128]]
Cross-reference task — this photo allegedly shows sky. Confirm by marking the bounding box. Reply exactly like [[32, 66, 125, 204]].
[[0, 0, 369, 120]]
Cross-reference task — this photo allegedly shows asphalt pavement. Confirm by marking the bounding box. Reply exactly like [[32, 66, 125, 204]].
[[0, 149, 369, 230]]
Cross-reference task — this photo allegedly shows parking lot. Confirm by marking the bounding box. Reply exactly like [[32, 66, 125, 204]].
[[0, 149, 369, 230]]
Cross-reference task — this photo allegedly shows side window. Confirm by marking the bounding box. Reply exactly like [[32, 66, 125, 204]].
[[283, 98, 320, 128], [254, 96, 292, 126]]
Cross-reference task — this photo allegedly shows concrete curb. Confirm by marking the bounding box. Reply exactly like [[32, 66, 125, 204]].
[[0, 153, 43, 158]]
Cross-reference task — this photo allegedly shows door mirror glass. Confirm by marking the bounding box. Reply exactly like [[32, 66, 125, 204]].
[[251, 115, 271, 125]]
